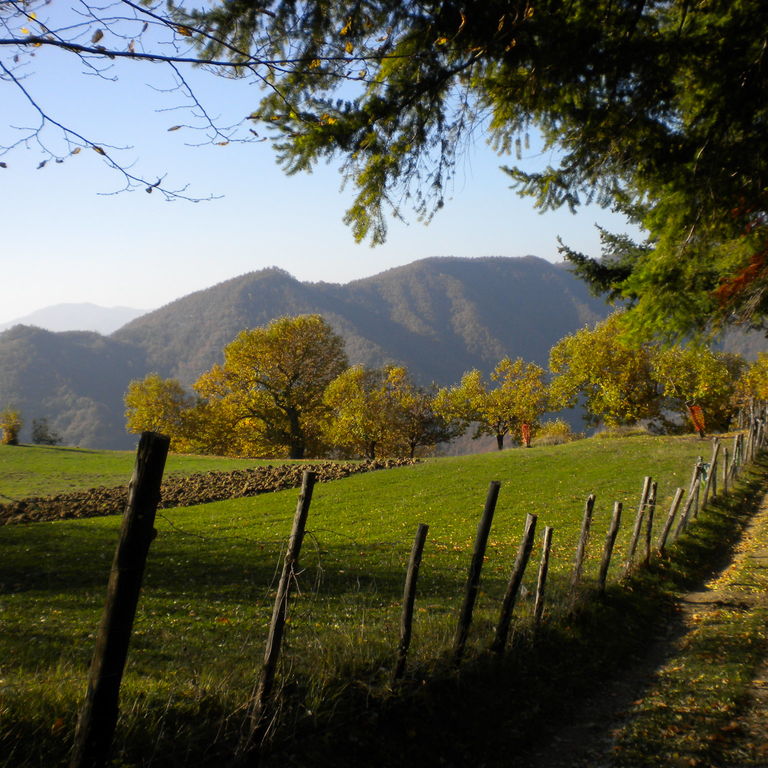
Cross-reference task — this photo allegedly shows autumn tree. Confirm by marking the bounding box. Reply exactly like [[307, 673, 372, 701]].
[[324, 364, 461, 458], [436, 357, 548, 450], [385, 367, 463, 458], [549, 314, 659, 427], [124, 373, 194, 447], [323, 365, 397, 459], [0, 408, 22, 445], [651, 346, 744, 434], [194, 315, 348, 458]]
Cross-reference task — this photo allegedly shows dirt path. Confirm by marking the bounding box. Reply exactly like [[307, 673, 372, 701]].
[[517, 491, 768, 768]]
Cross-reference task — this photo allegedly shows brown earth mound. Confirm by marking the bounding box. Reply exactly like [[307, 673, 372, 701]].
[[0, 458, 417, 525]]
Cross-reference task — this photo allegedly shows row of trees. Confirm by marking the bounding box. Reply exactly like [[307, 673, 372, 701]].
[[124, 315, 458, 459], [124, 314, 768, 460]]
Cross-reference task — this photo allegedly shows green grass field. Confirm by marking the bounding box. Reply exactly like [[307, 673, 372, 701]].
[[0, 435, 726, 766], [0, 443, 305, 500]]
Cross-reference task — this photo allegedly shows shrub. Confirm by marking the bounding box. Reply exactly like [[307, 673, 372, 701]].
[[532, 419, 582, 446], [592, 423, 651, 439], [0, 408, 23, 445]]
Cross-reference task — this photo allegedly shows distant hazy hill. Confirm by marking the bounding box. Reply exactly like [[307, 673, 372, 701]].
[[0, 303, 147, 335], [114, 256, 607, 386]]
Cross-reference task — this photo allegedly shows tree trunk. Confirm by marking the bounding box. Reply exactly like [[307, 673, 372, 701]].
[[496, 433, 504, 450], [286, 408, 304, 459]]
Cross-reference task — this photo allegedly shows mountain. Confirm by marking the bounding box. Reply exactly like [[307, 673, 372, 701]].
[[114, 256, 606, 387], [0, 303, 147, 335], [0, 256, 618, 449]]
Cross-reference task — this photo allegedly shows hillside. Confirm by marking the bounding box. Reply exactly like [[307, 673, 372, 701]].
[[114, 256, 607, 386], [0, 255, 657, 449], [0, 434, 745, 768], [0, 325, 147, 448]]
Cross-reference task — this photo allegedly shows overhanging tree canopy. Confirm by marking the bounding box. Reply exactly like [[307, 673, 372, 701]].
[[4, 1, 767, 335]]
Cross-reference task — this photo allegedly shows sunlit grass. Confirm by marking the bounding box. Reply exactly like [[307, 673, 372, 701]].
[[0, 435, 726, 766]]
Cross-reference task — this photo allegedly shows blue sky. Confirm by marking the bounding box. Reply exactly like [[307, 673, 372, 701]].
[[1, 10, 643, 325]]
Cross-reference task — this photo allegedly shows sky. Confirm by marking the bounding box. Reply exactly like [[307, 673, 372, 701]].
[[0, 6, 643, 325]]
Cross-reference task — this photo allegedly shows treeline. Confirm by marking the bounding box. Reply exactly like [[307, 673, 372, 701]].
[[0, 410, 61, 446], [120, 313, 768, 459]]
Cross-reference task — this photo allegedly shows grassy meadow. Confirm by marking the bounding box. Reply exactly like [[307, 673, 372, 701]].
[[0, 435, 733, 766]]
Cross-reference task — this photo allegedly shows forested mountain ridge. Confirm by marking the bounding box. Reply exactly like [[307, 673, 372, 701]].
[[114, 256, 607, 386], [1, 256, 615, 449]]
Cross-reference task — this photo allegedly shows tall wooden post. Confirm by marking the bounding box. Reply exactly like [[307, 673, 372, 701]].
[[643, 482, 657, 566], [70, 432, 170, 768], [701, 438, 720, 506], [244, 470, 316, 753], [598, 502, 622, 594], [533, 527, 554, 627], [453, 481, 500, 666], [692, 456, 703, 519], [674, 462, 702, 539], [492, 513, 537, 653], [623, 476, 652, 576], [394, 523, 429, 681], [657, 487, 684, 556], [570, 495, 596, 588]]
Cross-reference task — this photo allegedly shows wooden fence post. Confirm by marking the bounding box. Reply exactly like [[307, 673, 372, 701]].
[[757, 421, 764, 454], [657, 487, 684, 556], [731, 434, 741, 480], [622, 476, 652, 576], [243, 470, 316, 754], [570, 495, 596, 589], [643, 482, 657, 566], [701, 438, 720, 506], [393, 523, 429, 681], [723, 446, 730, 495], [492, 513, 537, 654], [598, 502, 622, 595], [692, 456, 703, 519], [533, 527, 554, 627], [70, 432, 170, 768], [674, 462, 702, 539], [453, 481, 501, 666]]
